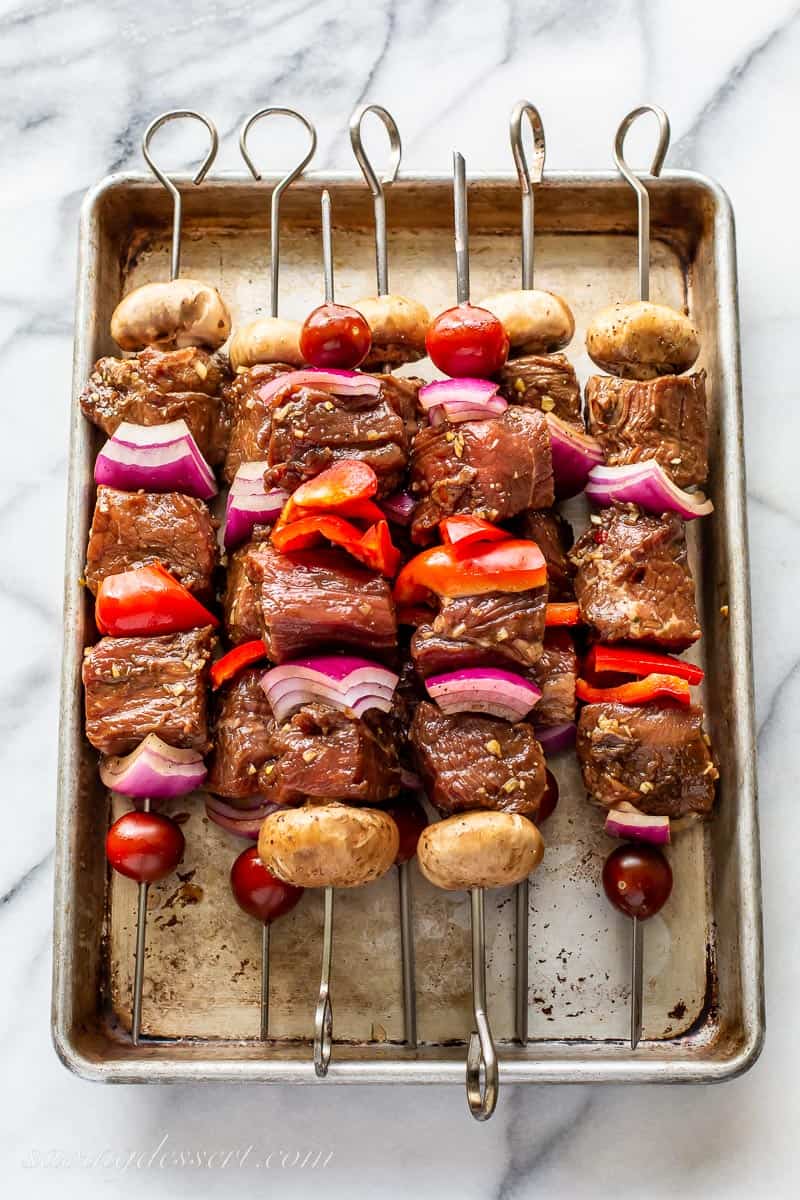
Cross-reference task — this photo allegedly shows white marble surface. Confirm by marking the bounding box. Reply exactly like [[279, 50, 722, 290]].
[[0, 0, 797, 1195]]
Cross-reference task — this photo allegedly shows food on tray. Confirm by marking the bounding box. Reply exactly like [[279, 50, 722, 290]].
[[479, 289, 574, 356], [111, 279, 231, 353], [586, 300, 700, 380]]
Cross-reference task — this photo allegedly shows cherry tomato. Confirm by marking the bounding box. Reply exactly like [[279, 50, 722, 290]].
[[602, 843, 673, 921], [230, 846, 303, 924], [386, 794, 429, 864], [299, 302, 371, 369], [425, 303, 509, 378], [106, 811, 185, 883], [537, 769, 559, 823]]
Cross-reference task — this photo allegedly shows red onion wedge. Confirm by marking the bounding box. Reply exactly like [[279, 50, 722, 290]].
[[419, 378, 507, 425], [224, 463, 288, 551], [379, 490, 416, 526], [95, 420, 218, 500], [258, 368, 380, 402], [585, 461, 714, 520], [545, 414, 605, 499], [605, 803, 671, 845], [261, 656, 399, 724], [534, 721, 577, 755], [99, 734, 207, 799], [206, 796, 280, 841], [425, 667, 541, 722]]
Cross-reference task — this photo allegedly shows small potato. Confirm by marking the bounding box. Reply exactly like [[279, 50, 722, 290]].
[[479, 289, 574, 355], [586, 301, 700, 379], [228, 316, 304, 371], [257, 803, 399, 889], [111, 279, 231, 352], [417, 811, 544, 891], [354, 294, 430, 368]]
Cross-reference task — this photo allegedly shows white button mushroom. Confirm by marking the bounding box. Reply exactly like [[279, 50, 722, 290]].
[[110, 279, 231, 353], [353, 294, 431, 368], [257, 803, 400, 889], [416, 810, 544, 890], [228, 316, 305, 371], [586, 300, 700, 379], [479, 289, 575, 356]]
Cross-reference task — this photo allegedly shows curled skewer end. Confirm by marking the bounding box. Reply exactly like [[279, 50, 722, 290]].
[[613, 104, 670, 183]]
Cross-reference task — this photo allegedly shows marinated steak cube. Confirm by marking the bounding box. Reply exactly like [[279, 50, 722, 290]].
[[569, 506, 700, 649], [85, 486, 217, 597], [411, 585, 547, 677], [585, 371, 708, 488], [530, 630, 577, 727], [80, 347, 227, 465], [519, 509, 574, 599], [207, 669, 275, 800], [223, 527, 273, 644], [261, 704, 400, 806], [246, 542, 397, 662], [265, 378, 411, 496], [410, 701, 545, 818], [83, 626, 214, 756], [375, 373, 421, 439], [497, 353, 582, 424], [576, 702, 718, 819], [410, 407, 553, 544], [222, 363, 296, 483]]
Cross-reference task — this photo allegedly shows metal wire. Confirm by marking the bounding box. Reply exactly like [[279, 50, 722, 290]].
[[612, 105, 670, 301], [142, 110, 219, 281], [313, 887, 335, 1076], [452, 151, 470, 305], [466, 888, 499, 1120], [321, 190, 335, 303], [349, 104, 401, 297], [509, 100, 546, 289]]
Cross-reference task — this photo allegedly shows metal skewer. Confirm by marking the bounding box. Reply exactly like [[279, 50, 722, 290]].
[[612, 105, 670, 302], [130, 797, 151, 1046], [240, 107, 317, 317], [509, 100, 546, 1046], [451, 151, 499, 1119], [142, 110, 219, 281], [630, 915, 644, 1050]]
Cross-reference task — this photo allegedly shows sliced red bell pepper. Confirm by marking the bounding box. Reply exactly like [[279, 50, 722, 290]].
[[277, 459, 378, 527], [584, 643, 705, 686], [272, 513, 400, 577], [394, 539, 547, 606], [439, 514, 511, 553], [356, 519, 402, 577], [210, 640, 268, 689], [575, 673, 691, 707], [545, 602, 581, 627], [95, 562, 219, 637]]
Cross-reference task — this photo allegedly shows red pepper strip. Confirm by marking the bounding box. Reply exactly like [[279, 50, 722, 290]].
[[584, 643, 705, 686], [277, 459, 378, 527], [276, 497, 386, 530], [272, 514, 400, 577], [545, 602, 582, 627], [95, 562, 219, 637], [575, 673, 691, 708], [355, 519, 402, 577], [439, 514, 512, 553], [210, 640, 268, 690], [394, 539, 547, 606]]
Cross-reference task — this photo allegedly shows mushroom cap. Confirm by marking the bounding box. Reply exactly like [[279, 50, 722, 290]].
[[110, 279, 231, 352], [586, 301, 700, 379], [417, 811, 544, 890], [257, 803, 400, 889], [354, 294, 431, 367], [228, 316, 304, 371], [479, 289, 575, 355]]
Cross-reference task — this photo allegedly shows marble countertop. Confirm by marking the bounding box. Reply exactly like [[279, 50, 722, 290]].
[[1, 0, 797, 1195]]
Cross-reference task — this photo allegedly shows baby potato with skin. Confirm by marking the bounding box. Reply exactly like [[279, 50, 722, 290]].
[[257, 803, 400, 889], [586, 301, 700, 379], [417, 811, 544, 891], [228, 316, 304, 371], [111, 279, 231, 352], [354, 294, 430, 368], [478, 289, 574, 356]]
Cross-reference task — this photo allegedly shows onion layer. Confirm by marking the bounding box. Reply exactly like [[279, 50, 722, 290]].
[[605, 802, 671, 845], [419, 378, 507, 424], [534, 722, 577, 755], [425, 667, 541, 722], [261, 656, 399, 724], [224, 462, 288, 551], [379, 490, 416, 526], [259, 368, 380, 402], [99, 734, 207, 798], [585, 462, 714, 520], [95, 420, 218, 499], [205, 796, 280, 841], [545, 414, 604, 499]]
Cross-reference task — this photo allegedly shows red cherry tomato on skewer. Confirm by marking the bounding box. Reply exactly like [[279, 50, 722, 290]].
[[426, 303, 509, 378], [602, 843, 673, 921], [386, 794, 429, 865], [230, 846, 304, 924], [106, 811, 185, 883], [300, 302, 371, 369]]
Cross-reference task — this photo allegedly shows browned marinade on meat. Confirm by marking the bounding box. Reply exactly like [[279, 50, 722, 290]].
[[410, 407, 554, 544], [223, 526, 272, 644], [260, 704, 401, 806], [569, 505, 700, 650], [410, 701, 545, 817], [518, 509, 574, 600], [497, 353, 582, 424], [245, 542, 397, 662], [411, 585, 547, 677], [530, 630, 577, 727], [264, 375, 417, 497], [80, 346, 228, 465], [85, 486, 217, 597], [222, 363, 296, 483], [207, 669, 275, 801], [83, 627, 215, 756], [576, 702, 718, 819], [585, 371, 708, 488]]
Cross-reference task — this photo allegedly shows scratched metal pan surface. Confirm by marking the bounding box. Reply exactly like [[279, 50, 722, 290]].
[[53, 171, 763, 1084]]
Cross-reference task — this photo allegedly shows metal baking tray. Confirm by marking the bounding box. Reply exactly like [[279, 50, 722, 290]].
[[53, 170, 763, 1084]]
